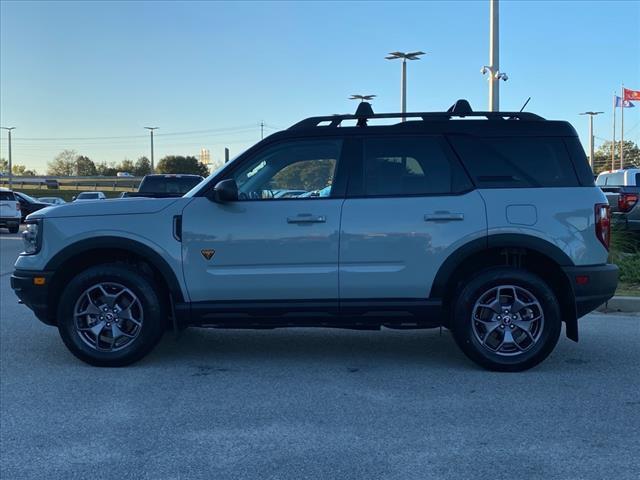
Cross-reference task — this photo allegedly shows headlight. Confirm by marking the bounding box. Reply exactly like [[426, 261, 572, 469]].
[[22, 219, 42, 255]]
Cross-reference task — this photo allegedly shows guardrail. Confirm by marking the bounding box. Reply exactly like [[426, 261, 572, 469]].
[[0, 176, 142, 191]]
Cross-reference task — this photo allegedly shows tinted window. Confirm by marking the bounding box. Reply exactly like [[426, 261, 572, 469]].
[[139, 176, 202, 194], [78, 193, 99, 199], [635, 173, 640, 186], [0, 191, 15, 201], [563, 137, 595, 186], [450, 136, 580, 188], [363, 136, 471, 196], [232, 139, 342, 200]]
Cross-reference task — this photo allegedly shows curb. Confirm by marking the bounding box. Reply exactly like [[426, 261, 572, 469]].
[[596, 296, 640, 314]]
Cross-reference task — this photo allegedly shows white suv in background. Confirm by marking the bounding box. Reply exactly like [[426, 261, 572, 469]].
[[0, 188, 21, 233]]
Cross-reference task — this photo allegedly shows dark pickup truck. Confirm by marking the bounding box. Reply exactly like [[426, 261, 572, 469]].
[[596, 168, 640, 232], [122, 174, 204, 199]]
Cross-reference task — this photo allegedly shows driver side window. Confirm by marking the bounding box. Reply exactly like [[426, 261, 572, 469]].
[[232, 139, 342, 200]]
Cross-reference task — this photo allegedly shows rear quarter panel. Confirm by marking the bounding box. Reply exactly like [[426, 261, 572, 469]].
[[479, 187, 609, 265]]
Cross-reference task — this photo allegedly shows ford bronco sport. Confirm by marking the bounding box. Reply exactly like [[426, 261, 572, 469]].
[[11, 100, 618, 371]]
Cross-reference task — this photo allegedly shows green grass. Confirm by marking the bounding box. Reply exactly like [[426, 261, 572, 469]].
[[610, 229, 640, 296]]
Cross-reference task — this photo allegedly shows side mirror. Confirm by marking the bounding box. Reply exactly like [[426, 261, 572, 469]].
[[210, 179, 238, 203], [71, 196, 76, 201]]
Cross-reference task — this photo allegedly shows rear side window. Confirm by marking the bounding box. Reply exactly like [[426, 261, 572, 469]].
[[362, 136, 472, 196], [449, 136, 580, 188], [0, 191, 16, 201], [636, 173, 640, 186]]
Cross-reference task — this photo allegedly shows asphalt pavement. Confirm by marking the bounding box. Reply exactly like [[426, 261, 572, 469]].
[[1, 228, 639, 480]]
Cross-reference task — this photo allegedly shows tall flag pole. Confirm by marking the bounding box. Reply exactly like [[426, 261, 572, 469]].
[[611, 93, 616, 170], [620, 84, 625, 168]]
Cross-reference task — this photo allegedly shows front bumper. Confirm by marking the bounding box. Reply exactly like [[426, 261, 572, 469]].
[[563, 264, 619, 318], [10, 269, 55, 325]]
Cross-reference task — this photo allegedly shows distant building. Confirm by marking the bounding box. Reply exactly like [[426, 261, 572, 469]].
[[199, 148, 210, 166]]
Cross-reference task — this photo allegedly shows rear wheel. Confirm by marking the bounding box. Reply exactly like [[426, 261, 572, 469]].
[[451, 267, 561, 372], [8, 224, 19, 234], [57, 264, 166, 367]]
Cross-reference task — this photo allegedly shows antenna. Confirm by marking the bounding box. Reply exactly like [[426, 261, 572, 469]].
[[519, 97, 531, 112]]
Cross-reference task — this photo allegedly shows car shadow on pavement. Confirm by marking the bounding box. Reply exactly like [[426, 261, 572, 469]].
[[145, 327, 475, 371]]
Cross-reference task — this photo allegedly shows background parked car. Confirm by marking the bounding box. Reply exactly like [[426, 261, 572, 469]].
[[13, 191, 49, 222], [117, 172, 134, 177], [121, 174, 203, 198], [0, 187, 21, 233], [38, 197, 66, 205], [72, 191, 107, 201], [596, 167, 640, 233]]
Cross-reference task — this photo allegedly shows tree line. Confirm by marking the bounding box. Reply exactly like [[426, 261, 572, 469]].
[[1, 151, 210, 177], [43, 150, 209, 177]]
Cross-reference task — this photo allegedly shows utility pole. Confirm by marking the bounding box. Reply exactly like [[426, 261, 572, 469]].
[[144, 127, 158, 172], [1, 127, 15, 189], [225, 148, 230, 163], [385, 51, 425, 121], [260, 121, 264, 140], [580, 112, 603, 169], [481, 0, 508, 111]]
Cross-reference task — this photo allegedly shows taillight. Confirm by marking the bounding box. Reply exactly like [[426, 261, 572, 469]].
[[595, 203, 611, 250], [618, 193, 638, 213], [16, 203, 20, 211]]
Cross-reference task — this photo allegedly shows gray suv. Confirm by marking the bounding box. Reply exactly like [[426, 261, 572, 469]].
[[11, 100, 618, 371]]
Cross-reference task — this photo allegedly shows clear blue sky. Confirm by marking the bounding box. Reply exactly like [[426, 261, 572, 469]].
[[1, 0, 639, 172]]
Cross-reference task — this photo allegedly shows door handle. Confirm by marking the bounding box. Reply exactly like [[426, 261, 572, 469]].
[[424, 212, 464, 222], [287, 214, 326, 224]]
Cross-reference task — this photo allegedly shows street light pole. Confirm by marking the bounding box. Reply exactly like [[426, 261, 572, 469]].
[[481, 0, 508, 111], [385, 51, 426, 121], [580, 112, 603, 169], [489, 0, 499, 111], [1, 127, 16, 189], [144, 127, 158, 173]]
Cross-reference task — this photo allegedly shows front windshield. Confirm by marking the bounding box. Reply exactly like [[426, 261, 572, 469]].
[[19, 192, 38, 203], [78, 193, 99, 199]]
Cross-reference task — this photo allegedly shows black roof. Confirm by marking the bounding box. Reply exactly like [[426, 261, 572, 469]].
[[282, 99, 578, 138]]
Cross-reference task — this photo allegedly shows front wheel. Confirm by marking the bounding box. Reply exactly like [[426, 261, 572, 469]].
[[451, 267, 561, 372], [57, 264, 166, 367]]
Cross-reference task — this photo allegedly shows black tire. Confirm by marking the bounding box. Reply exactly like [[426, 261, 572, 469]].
[[8, 224, 19, 234], [450, 267, 561, 372], [57, 263, 166, 367]]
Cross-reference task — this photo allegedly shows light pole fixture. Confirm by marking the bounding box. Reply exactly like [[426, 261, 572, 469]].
[[579, 111, 603, 169], [349, 94, 377, 103], [1, 127, 16, 189], [144, 127, 158, 172], [385, 51, 425, 121]]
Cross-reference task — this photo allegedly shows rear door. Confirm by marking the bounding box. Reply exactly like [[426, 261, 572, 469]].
[[339, 135, 487, 301]]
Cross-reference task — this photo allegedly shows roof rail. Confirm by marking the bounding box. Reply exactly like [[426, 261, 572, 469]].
[[289, 99, 544, 130]]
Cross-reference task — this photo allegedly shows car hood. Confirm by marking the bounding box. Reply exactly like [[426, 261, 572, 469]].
[[28, 197, 183, 219]]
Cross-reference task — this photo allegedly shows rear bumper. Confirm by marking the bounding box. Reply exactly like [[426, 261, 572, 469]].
[[0, 216, 20, 226], [563, 264, 619, 318], [10, 269, 55, 325]]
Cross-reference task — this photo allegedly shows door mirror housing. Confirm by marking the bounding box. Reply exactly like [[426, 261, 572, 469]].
[[210, 179, 238, 203]]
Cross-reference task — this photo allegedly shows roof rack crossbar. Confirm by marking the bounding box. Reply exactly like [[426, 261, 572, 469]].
[[289, 110, 545, 130]]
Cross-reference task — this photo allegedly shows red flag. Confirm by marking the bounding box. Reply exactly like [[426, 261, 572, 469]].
[[623, 88, 640, 101]]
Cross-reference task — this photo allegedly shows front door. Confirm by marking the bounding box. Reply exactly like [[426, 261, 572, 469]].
[[181, 138, 347, 304]]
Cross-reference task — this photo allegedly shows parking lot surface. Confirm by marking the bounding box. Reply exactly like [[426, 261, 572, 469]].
[[1, 228, 639, 480]]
